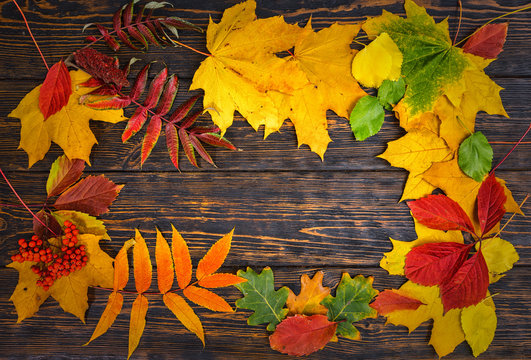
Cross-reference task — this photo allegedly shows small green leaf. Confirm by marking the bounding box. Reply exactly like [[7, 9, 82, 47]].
[[321, 273, 378, 339], [378, 78, 406, 110], [458, 131, 493, 182], [349, 95, 385, 141], [235, 267, 289, 331]]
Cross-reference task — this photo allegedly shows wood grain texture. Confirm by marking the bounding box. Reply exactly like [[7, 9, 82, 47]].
[[0, 0, 529, 359]]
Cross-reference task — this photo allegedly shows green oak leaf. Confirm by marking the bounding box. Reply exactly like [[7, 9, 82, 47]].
[[458, 131, 493, 181], [350, 95, 385, 141], [321, 273, 378, 339], [235, 267, 289, 331], [378, 78, 406, 110], [52, 210, 110, 240], [363, 0, 469, 116]]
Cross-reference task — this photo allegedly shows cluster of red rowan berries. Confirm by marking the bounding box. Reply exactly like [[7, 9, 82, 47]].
[[10, 220, 88, 291]]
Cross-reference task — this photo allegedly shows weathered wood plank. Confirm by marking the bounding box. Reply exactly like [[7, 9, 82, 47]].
[[0, 0, 530, 80], [0, 266, 528, 359], [1, 171, 529, 266], [0, 78, 529, 172]]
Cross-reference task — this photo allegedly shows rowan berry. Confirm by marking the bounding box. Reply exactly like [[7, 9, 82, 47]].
[[36, 239, 43, 246], [64, 220, 72, 227], [28, 240, 36, 248], [65, 227, 71, 233], [72, 229, 79, 235]]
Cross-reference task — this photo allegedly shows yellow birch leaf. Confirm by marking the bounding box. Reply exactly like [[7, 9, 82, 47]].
[[128, 294, 148, 360], [352, 32, 402, 88], [7, 261, 50, 323], [196, 229, 233, 281], [8, 70, 126, 167], [171, 225, 192, 289], [155, 228, 174, 294], [429, 308, 465, 357], [476, 237, 519, 283], [286, 271, 331, 315], [85, 291, 124, 345], [461, 296, 497, 357], [163, 293, 205, 346], [133, 229, 152, 294]]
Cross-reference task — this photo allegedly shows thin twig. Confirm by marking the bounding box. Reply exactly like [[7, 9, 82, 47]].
[[491, 122, 531, 173], [493, 194, 529, 239], [453, 0, 463, 45]]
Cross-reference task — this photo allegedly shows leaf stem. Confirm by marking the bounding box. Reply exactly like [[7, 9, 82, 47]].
[[454, 5, 531, 46], [490, 122, 531, 173], [456, 116, 473, 135], [493, 194, 528, 238], [0, 167, 58, 237], [11, 0, 49, 70], [91, 278, 201, 296], [452, 0, 463, 45]]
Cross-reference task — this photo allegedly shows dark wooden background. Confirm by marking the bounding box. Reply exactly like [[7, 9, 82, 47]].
[[0, 0, 529, 358]]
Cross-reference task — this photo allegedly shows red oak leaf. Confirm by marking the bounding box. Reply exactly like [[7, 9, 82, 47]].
[[269, 314, 338, 356], [440, 249, 489, 311], [407, 194, 476, 235], [463, 23, 508, 59], [477, 173, 507, 236], [370, 289, 424, 315], [39, 60, 72, 119], [405, 242, 471, 286], [53, 175, 123, 216]]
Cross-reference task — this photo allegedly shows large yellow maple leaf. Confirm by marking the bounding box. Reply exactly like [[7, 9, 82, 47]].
[[190, 0, 365, 158], [9, 70, 126, 167], [7, 234, 114, 323]]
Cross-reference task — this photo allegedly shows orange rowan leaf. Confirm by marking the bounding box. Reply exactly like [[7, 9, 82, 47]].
[[286, 271, 330, 316], [114, 239, 135, 291], [196, 229, 234, 280], [163, 293, 205, 346], [183, 285, 233, 312], [171, 225, 192, 289], [85, 291, 124, 345], [197, 273, 247, 288], [155, 228, 174, 294], [128, 294, 148, 360], [133, 229, 152, 294]]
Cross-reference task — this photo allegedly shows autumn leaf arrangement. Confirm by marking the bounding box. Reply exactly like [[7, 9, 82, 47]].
[[2, 0, 529, 359]]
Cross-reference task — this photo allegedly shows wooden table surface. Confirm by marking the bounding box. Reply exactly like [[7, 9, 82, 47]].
[[0, 0, 529, 359]]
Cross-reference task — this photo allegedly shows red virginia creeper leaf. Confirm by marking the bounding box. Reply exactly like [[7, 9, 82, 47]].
[[269, 314, 338, 356], [405, 242, 471, 286], [141, 115, 162, 165], [180, 109, 201, 129], [165, 124, 180, 170], [53, 175, 124, 216], [122, 107, 148, 142], [463, 23, 508, 59], [440, 249, 489, 311], [477, 173, 507, 236], [95, 24, 120, 51], [370, 289, 424, 315], [39, 60, 72, 120], [46, 155, 85, 198], [196, 132, 237, 150], [143, 67, 168, 108], [155, 74, 179, 116], [178, 128, 198, 167], [168, 94, 201, 124], [407, 194, 476, 235], [190, 135, 215, 166]]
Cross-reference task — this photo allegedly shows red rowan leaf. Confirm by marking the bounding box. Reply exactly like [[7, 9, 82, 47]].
[[39, 60, 72, 119], [161, 17, 203, 33], [95, 24, 120, 51], [84, 96, 132, 110], [190, 135, 215, 166], [191, 126, 220, 134], [178, 128, 198, 167], [141, 115, 162, 165], [155, 74, 179, 116], [143, 67, 168, 109], [78, 77, 104, 88], [165, 124, 180, 170], [369, 289, 424, 315], [196, 133, 237, 150], [168, 94, 201, 124], [405, 242, 471, 286], [463, 23, 508, 59], [46, 155, 85, 198], [122, 107, 148, 142], [440, 249, 489, 311], [53, 175, 123, 216], [85, 85, 120, 97], [113, 7, 139, 51], [407, 194, 476, 235], [477, 173, 507, 236], [180, 109, 201, 129], [129, 63, 151, 101], [269, 314, 338, 356]]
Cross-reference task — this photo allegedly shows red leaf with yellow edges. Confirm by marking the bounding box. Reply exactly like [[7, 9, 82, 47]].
[[163, 293, 205, 346], [133, 230, 152, 294], [155, 228, 174, 294], [128, 294, 148, 360], [171, 225, 192, 289], [370, 289, 424, 315], [140, 115, 162, 165], [477, 173, 507, 236], [85, 291, 124, 345], [269, 314, 338, 356], [39, 60, 72, 119], [183, 286, 233, 312], [196, 229, 234, 280], [463, 23, 508, 59], [46, 155, 85, 198], [165, 124, 180, 170], [114, 239, 135, 291], [197, 273, 247, 288]]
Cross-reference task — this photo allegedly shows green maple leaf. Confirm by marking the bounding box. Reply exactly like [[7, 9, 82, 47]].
[[321, 273, 378, 339], [235, 267, 289, 331], [363, 0, 469, 116]]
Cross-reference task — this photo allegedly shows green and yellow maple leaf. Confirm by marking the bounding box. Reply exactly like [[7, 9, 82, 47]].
[[9, 70, 126, 167]]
